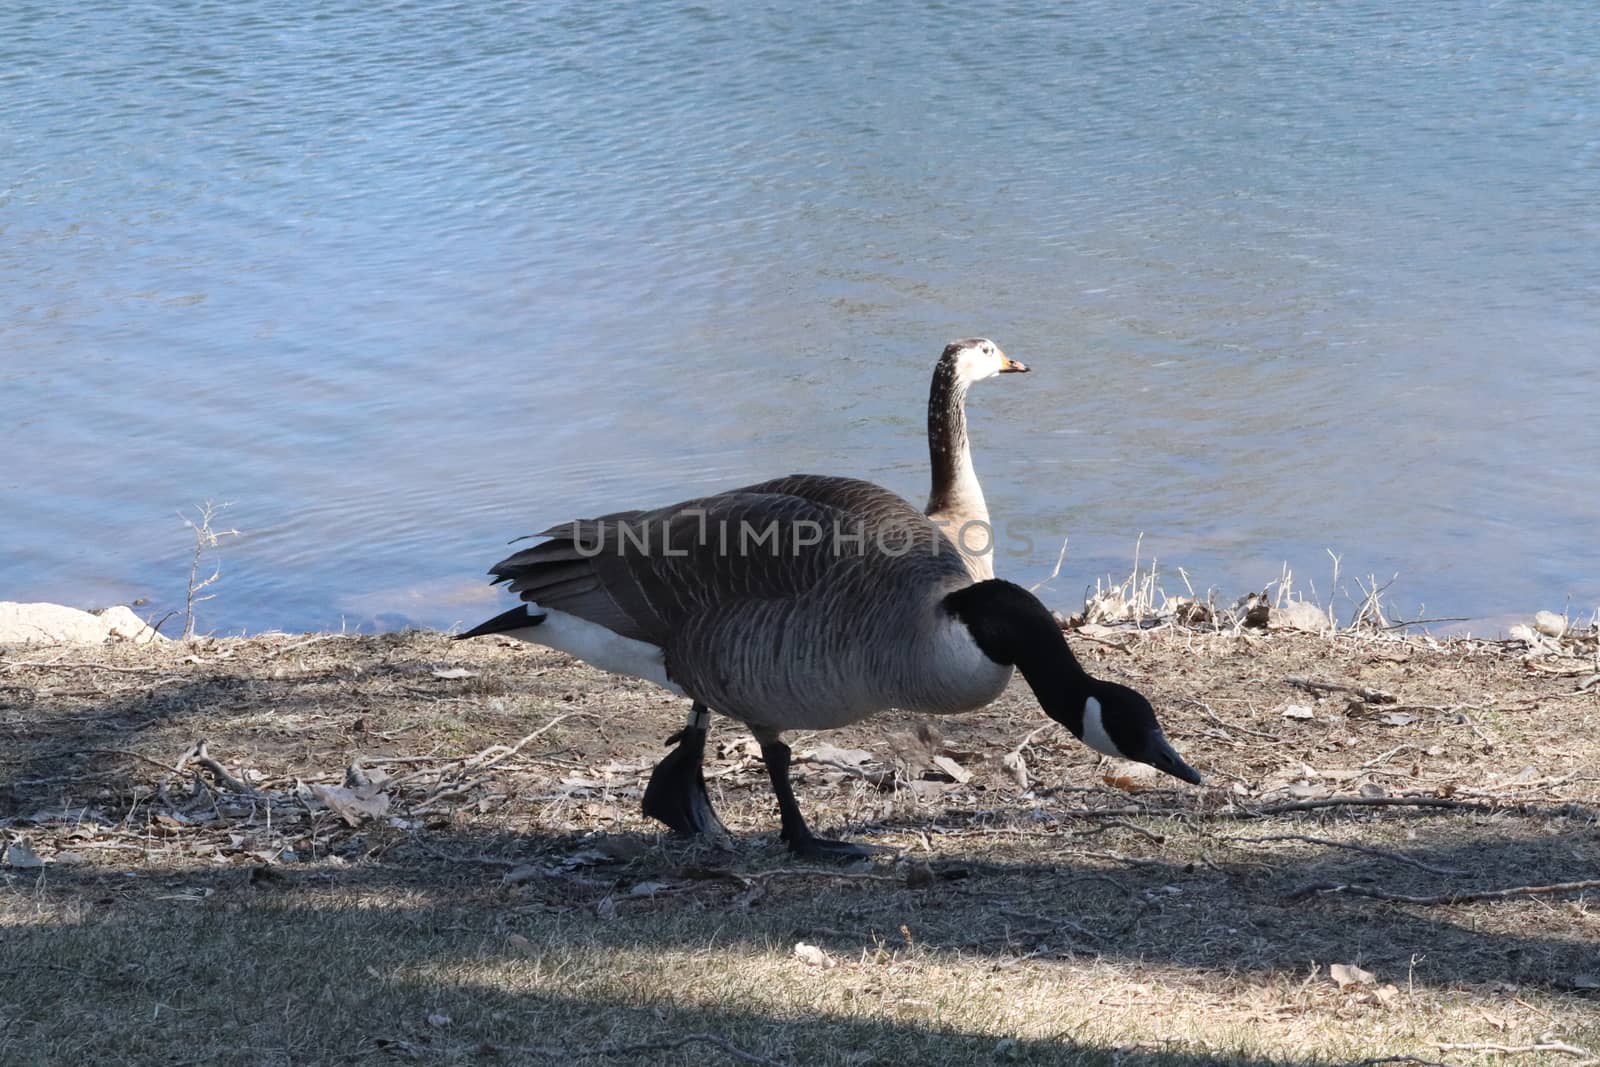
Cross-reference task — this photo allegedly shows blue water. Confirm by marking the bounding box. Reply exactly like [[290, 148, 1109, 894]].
[[4, 1, 1598, 634]]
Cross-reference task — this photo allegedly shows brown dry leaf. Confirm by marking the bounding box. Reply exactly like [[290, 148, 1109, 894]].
[[309, 783, 390, 826], [930, 755, 973, 784], [794, 942, 836, 969], [1330, 963, 1377, 990], [1102, 774, 1143, 793], [803, 743, 875, 769]]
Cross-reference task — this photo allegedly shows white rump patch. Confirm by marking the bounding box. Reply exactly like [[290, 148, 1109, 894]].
[[1079, 695, 1121, 757], [506, 605, 684, 696]]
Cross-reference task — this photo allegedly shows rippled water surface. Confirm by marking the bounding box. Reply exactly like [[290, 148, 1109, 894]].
[[4, 2, 1598, 633]]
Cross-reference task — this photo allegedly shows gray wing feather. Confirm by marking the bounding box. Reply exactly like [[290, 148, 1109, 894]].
[[487, 475, 974, 715]]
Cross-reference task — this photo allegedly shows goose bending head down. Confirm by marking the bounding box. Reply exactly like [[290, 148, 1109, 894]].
[[925, 338, 1028, 582], [459, 474, 1200, 859]]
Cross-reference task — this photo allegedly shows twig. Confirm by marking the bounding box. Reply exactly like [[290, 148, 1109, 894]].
[[489, 1032, 779, 1066], [1380, 617, 1471, 630], [996, 907, 1101, 942], [179, 499, 239, 640], [266, 634, 350, 658], [1287, 877, 1600, 906], [602, 1033, 779, 1065], [1224, 833, 1465, 875], [1285, 676, 1397, 704], [468, 714, 577, 771], [1242, 795, 1492, 816], [1437, 1041, 1595, 1059], [407, 836, 523, 869], [1029, 537, 1070, 593], [739, 866, 902, 883], [5, 661, 179, 675], [1071, 819, 1165, 844], [1189, 699, 1284, 741], [86, 748, 182, 774], [177, 741, 254, 794]]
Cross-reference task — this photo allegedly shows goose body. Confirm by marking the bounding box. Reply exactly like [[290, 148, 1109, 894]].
[[924, 338, 1028, 581], [475, 476, 1011, 731], [462, 473, 1201, 856]]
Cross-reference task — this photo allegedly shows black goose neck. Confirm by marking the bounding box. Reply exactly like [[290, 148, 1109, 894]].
[[945, 580, 1090, 688], [927, 353, 972, 506]]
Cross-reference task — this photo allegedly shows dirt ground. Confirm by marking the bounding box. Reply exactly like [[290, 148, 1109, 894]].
[[2, 623, 1598, 1066]]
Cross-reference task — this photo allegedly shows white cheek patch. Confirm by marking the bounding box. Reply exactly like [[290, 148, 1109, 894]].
[[955, 347, 997, 381], [1079, 695, 1122, 758]]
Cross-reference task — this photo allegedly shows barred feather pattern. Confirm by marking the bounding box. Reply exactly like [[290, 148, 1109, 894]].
[[487, 474, 1013, 731]]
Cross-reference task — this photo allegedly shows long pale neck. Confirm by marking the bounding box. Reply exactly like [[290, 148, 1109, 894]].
[[926, 361, 987, 520]]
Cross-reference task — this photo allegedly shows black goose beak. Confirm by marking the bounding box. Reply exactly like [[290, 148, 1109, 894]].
[[1000, 356, 1029, 373], [1148, 734, 1203, 785]]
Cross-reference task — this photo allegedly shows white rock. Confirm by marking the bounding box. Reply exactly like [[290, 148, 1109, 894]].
[[99, 605, 167, 644], [1272, 600, 1332, 633], [0, 602, 168, 645], [1533, 611, 1567, 639]]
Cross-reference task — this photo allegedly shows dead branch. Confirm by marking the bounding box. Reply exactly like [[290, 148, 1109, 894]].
[[1224, 833, 1466, 875], [1285, 676, 1397, 703], [1286, 877, 1600, 906]]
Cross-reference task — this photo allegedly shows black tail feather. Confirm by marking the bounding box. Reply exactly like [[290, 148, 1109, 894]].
[[456, 605, 546, 640]]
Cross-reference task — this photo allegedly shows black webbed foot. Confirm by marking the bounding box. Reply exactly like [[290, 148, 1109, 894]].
[[641, 704, 725, 837]]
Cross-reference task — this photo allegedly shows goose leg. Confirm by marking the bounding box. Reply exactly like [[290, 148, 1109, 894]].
[[641, 702, 726, 837], [755, 731, 887, 860]]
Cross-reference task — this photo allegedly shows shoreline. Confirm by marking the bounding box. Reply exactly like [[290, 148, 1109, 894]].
[[3, 621, 1597, 1064]]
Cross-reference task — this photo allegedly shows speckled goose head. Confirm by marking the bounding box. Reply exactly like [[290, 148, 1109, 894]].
[[938, 338, 1028, 384]]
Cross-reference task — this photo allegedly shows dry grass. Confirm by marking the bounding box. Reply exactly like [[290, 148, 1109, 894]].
[[2, 626, 1598, 1066]]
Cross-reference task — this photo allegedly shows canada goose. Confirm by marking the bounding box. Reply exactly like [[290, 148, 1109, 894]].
[[925, 338, 1028, 581], [460, 474, 1201, 858]]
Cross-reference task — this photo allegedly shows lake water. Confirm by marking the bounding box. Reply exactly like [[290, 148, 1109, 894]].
[[4, 1, 1598, 635]]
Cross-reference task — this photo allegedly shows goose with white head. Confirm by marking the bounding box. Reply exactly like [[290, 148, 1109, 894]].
[[924, 337, 1028, 581], [460, 474, 1201, 859]]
